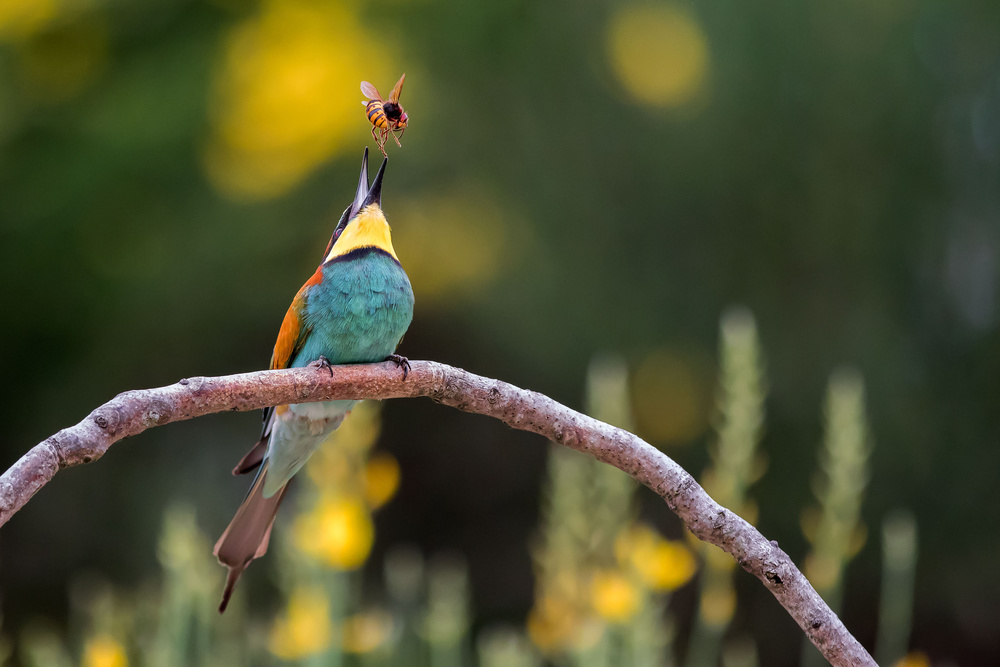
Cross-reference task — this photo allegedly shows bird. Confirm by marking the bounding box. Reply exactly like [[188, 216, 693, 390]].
[[213, 148, 414, 612]]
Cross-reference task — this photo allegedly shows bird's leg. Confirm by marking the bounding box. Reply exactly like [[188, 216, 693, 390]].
[[310, 355, 334, 377], [385, 354, 411, 380]]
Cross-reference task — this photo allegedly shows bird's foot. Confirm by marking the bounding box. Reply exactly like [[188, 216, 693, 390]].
[[311, 355, 334, 377], [386, 354, 410, 380]]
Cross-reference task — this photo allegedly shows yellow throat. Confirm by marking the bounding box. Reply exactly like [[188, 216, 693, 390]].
[[325, 204, 399, 262]]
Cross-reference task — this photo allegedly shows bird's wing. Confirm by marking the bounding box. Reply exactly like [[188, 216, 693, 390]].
[[269, 272, 319, 371], [233, 268, 323, 476]]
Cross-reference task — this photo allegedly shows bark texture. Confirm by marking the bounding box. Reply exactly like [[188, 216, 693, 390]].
[[0, 360, 876, 667]]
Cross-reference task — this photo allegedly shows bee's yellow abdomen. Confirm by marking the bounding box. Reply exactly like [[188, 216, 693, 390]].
[[366, 101, 388, 129]]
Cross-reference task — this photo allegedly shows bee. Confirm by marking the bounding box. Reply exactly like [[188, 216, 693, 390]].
[[361, 74, 409, 157]]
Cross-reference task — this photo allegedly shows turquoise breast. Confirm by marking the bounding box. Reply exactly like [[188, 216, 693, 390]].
[[294, 247, 414, 367]]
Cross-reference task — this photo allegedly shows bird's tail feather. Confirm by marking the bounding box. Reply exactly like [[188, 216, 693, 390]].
[[213, 461, 288, 613], [232, 435, 267, 475]]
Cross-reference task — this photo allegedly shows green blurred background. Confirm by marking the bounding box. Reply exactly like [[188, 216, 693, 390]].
[[2, 0, 999, 664]]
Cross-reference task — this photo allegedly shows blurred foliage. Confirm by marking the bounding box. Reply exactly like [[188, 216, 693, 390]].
[[3, 0, 1000, 662], [800, 369, 871, 667], [688, 308, 766, 667], [877, 510, 918, 667]]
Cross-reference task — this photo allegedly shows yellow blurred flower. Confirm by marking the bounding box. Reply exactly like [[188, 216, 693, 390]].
[[526, 594, 581, 654], [606, 2, 710, 109], [699, 586, 736, 625], [631, 348, 711, 447], [269, 587, 332, 660], [804, 552, 841, 591], [703, 542, 737, 573], [615, 524, 697, 592], [204, 0, 395, 200], [342, 610, 394, 654], [305, 444, 353, 487], [334, 401, 382, 454], [293, 493, 374, 569], [894, 652, 931, 667], [82, 635, 127, 667], [16, 16, 107, 103], [390, 186, 513, 304], [306, 402, 382, 487], [590, 569, 640, 623], [0, 0, 57, 41], [364, 452, 401, 509]]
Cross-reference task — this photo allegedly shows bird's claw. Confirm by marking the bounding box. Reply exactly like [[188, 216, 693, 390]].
[[386, 354, 410, 380], [312, 355, 334, 377]]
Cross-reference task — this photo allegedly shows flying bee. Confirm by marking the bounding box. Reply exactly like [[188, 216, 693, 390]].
[[361, 74, 409, 157]]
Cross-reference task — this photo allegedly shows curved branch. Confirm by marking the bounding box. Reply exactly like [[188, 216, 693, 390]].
[[0, 360, 875, 666]]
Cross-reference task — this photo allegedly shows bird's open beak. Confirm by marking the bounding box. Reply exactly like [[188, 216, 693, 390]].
[[325, 150, 388, 260], [350, 147, 370, 216], [346, 150, 386, 219], [360, 157, 387, 210]]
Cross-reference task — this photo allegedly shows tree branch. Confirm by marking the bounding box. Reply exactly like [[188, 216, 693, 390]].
[[0, 360, 875, 666]]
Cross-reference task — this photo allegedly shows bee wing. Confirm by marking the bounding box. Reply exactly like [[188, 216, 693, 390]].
[[389, 73, 406, 104], [361, 81, 382, 100]]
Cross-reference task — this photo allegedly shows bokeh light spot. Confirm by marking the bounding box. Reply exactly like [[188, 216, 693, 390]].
[[615, 523, 697, 592], [82, 635, 128, 667], [631, 348, 711, 447], [204, 0, 395, 200], [17, 16, 107, 103], [606, 2, 709, 108], [268, 587, 333, 660], [293, 493, 374, 569], [342, 610, 393, 654], [364, 452, 401, 509], [590, 569, 640, 623], [0, 0, 57, 41], [391, 186, 513, 304]]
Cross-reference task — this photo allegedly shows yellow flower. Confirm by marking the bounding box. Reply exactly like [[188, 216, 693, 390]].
[[526, 594, 581, 653], [306, 402, 382, 487], [389, 186, 512, 304], [606, 2, 710, 109], [82, 635, 127, 667], [804, 552, 841, 591], [204, 0, 395, 200], [0, 0, 56, 41], [268, 587, 332, 660], [699, 586, 736, 625], [894, 652, 931, 667], [590, 570, 640, 623], [305, 445, 352, 487], [364, 452, 401, 509], [342, 610, 393, 654], [293, 494, 374, 569], [703, 542, 737, 573], [616, 524, 697, 591], [630, 348, 711, 447]]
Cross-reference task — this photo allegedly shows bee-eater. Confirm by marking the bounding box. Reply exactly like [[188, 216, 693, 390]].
[[214, 149, 414, 612]]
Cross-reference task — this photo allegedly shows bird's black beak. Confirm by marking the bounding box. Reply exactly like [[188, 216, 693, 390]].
[[325, 148, 374, 259], [350, 147, 371, 216], [361, 157, 387, 210]]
